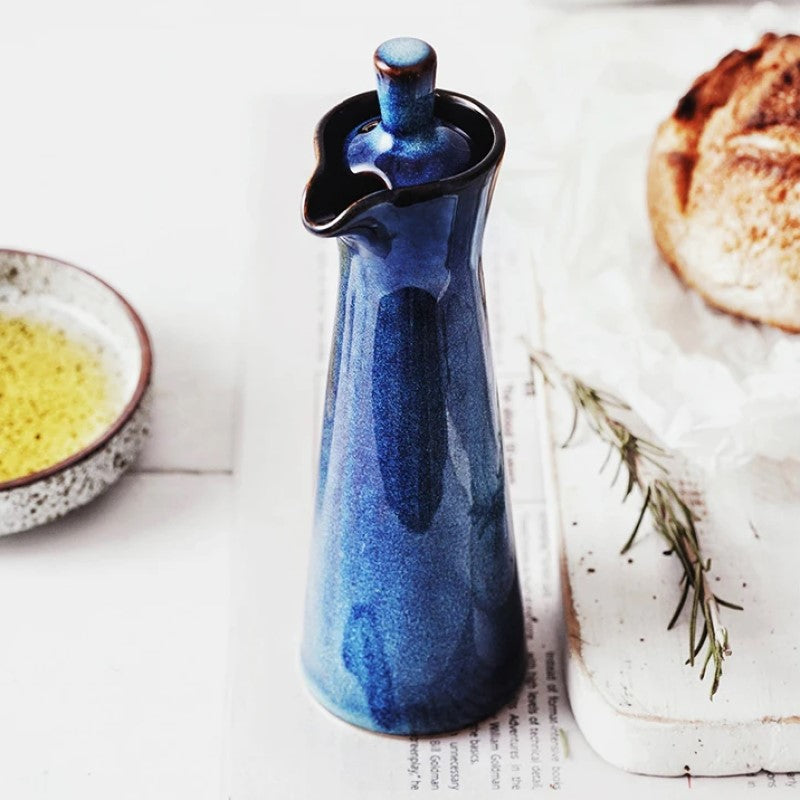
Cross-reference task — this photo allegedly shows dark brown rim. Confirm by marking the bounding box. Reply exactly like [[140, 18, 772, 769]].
[[0, 248, 153, 492]]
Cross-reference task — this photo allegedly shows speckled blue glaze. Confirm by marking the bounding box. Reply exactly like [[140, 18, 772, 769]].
[[377, 37, 431, 69], [346, 37, 471, 188], [301, 47, 525, 735]]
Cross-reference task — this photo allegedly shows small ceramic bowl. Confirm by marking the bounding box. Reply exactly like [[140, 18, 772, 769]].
[[0, 249, 152, 535]]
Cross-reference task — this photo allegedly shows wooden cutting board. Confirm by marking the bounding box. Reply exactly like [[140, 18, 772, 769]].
[[539, 376, 800, 777]]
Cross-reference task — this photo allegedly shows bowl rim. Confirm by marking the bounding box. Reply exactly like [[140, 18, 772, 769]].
[[0, 248, 153, 492]]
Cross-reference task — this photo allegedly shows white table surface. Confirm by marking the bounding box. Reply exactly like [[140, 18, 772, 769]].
[[0, 5, 252, 797], [1, 1, 783, 797]]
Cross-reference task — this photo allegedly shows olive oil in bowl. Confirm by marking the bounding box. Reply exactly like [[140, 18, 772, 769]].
[[0, 312, 118, 483]]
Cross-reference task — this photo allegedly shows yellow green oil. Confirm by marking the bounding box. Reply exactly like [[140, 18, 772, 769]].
[[0, 312, 117, 482]]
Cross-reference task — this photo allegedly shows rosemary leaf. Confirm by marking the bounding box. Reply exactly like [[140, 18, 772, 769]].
[[621, 485, 651, 555], [688, 561, 702, 665], [699, 643, 714, 681], [668, 577, 691, 631], [528, 349, 742, 698], [692, 623, 708, 660], [714, 597, 744, 612], [599, 441, 615, 474], [561, 404, 579, 449]]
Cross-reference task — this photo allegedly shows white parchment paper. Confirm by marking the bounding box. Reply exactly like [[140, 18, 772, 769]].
[[533, 2, 800, 471]]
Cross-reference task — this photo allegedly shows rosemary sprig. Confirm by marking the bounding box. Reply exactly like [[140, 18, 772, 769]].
[[529, 349, 741, 698]]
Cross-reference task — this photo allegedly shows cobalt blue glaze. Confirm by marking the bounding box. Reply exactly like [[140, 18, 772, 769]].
[[301, 42, 525, 735], [346, 38, 471, 188]]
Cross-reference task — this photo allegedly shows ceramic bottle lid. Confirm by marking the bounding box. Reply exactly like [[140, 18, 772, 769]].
[[345, 37, 473, 188]]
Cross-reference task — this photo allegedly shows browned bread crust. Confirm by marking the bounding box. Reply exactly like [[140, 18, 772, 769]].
[[648, 33, 800, 332]]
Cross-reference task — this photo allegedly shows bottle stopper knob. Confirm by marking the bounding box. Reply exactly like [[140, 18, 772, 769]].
[[374, 37, 437, 135]]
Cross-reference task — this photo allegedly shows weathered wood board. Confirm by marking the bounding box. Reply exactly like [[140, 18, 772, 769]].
[[540, 383, 800, 776]]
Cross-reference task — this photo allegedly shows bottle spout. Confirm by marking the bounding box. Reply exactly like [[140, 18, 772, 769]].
[[303, 167, 388, 236], [302, 92, 390, 237]]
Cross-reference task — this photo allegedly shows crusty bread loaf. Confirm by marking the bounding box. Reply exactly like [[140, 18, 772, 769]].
[[648, 33, 800, 331]]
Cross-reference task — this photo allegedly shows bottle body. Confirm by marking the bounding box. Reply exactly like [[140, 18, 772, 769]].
[[301, 172, 525, 735]]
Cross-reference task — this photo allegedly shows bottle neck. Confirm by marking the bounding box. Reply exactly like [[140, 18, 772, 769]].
[[374, 53, 435, 136]]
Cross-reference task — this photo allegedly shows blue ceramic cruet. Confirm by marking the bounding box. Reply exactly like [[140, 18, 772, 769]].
[[301, 37, 526, 735]]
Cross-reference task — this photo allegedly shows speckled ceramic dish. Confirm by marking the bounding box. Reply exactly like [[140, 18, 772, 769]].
[[0, 249, 152, 535]]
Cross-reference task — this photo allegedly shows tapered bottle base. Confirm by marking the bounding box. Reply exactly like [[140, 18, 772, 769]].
[[301, 650, 527, 737]]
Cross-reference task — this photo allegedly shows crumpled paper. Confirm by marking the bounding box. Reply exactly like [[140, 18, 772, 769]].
[[532, 6, 800, 472]]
